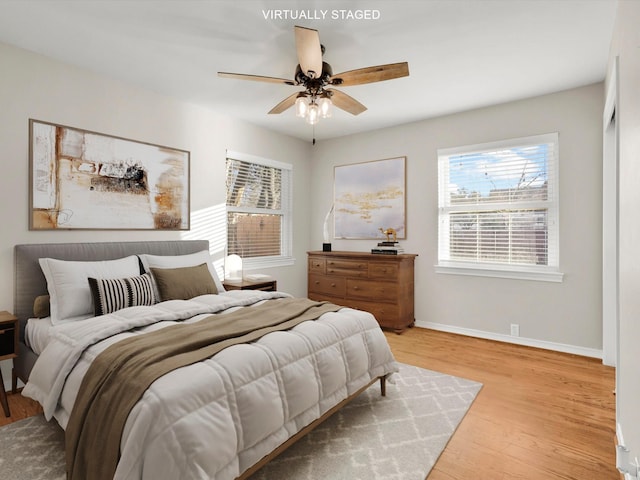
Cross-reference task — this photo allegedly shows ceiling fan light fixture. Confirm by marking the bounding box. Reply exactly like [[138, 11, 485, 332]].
[[318, 95, 332, 118], [306, 103, 320, 125], [295, 95, 308, 118]]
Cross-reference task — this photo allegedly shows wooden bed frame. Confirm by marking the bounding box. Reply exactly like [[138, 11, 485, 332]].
[[13, 240, 388, 479]]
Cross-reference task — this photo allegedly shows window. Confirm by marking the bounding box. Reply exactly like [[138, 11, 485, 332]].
[[225, 151, 293, 269], [437, 133, 562, 282]]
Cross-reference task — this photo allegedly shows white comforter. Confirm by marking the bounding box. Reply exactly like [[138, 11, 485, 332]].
[[23, 290, 398, 480]]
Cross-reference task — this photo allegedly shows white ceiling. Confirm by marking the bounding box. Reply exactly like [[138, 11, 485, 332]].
[[0, 0, 617, 142]]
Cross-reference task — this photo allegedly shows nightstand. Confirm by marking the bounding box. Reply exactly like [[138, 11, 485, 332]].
[[223, 279, 277, 292], [0, 311, 18, 417]]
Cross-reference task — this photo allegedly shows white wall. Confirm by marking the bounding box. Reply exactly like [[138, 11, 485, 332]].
[[607, 0, 640, 470], [310, 83, 604, 356], [0, 42, 313, 387]]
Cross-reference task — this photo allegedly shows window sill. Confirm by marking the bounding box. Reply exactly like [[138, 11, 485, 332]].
[[243, 255, 295, 271], [435, 263, 564, 283]]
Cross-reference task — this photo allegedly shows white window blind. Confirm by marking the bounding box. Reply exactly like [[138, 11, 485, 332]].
[[225, 151, 293, 268], [437, 133, 562, 282]]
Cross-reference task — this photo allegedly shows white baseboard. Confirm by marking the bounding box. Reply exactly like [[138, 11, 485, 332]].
[[617, 425, 628, 480], [417, 321, 603, 359], [617, 424, 639, 480]]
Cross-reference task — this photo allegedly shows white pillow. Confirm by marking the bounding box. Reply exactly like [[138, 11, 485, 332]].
[[39, 256, 141, 324], [138, 250, 225, 295]]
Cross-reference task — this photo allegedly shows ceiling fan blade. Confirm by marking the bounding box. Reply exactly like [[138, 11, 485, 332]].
[[268, 92, 303, 114], [218, 72, 295, 85], [294, 26, 323, 79], [330, 62, 409, 87], [327, 89, 367, 116]]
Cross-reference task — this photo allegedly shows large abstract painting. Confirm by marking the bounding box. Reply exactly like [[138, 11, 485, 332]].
[[30, 119, 190, 230], [334, 156, 406, 239]]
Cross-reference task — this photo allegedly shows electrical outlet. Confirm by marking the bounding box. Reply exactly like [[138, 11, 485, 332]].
[[510, 324, 520, 337]]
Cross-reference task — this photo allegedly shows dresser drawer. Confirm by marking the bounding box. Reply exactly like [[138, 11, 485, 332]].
[[326, 259, 368, 277], [369, 262, 399, 279], [346, 278, 398, 303], [308, 257, 326, 274], [309, 274, 346, 297]]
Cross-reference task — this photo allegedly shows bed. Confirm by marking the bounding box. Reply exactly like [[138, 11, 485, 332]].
[[12, 240, 398, 480]]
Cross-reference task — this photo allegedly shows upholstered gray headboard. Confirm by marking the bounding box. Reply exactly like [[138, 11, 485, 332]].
[[13, 240, 209, 339]]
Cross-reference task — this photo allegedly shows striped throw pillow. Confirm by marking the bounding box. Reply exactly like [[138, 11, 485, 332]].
[[88, 273, 156, 316]]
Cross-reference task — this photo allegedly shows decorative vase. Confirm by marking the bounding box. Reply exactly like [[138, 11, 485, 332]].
[[322, 205, 334, 252]]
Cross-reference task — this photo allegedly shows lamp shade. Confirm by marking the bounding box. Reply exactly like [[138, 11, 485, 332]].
[[318, 96, 332, 118], [295, 96, 308, 118], [224, 254, 243, 281], [306, 103, 320, 125]]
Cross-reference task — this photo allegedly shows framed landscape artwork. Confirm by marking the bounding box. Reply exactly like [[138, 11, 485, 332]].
[[334, 156, 406, 239], [29, 119, 190, 230]]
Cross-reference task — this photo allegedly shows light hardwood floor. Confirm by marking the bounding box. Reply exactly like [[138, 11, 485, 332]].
[[0, 327, 618, 479], [385, 327, 618, 480]]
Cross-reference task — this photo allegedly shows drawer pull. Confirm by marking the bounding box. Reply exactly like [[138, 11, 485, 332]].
[[353, 286, 360, 291], [314, 281, 320, 285], [331, 283, 336, 287]]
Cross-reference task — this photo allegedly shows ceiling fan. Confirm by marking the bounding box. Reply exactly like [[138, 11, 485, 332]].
[[218, 26, 409, 125]]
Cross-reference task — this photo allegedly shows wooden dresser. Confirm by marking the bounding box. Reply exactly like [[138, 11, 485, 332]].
[[307, 251, 417, 333]]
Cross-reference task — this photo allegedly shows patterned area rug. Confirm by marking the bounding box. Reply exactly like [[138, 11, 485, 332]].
[[0, 411, 65, 479], [0, 364, 481, 480]]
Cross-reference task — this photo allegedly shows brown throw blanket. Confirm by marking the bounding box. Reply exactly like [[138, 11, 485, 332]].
[[65, 297, 343, 480]]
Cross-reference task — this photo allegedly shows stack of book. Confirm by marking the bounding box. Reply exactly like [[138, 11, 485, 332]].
[[371, 241, 404, 255]]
